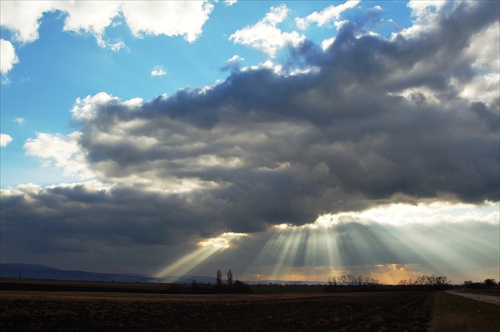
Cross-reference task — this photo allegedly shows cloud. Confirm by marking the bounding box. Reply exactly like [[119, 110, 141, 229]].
[[70, 92, 123, 120], [0, 1, 56, 43], [296, 0, 360, 29], [241, 60, 283, 75], [58, 1, 121, 44], [229, 4, 306, 57], [15, 117, 25, 125], [66, 0, 498, 219], [227, 55, 244, 63], [222, 55, 245, 72], [151, 66, 167, 77], [321, 37, 335, 51], [1, 1, 499, 276], [401, 0, 453, 40], [0, 133, 13, 147], [24, 132, 94, 180], [120, 1, 213, 42], [0, 1, 214, 46], [0, 39, 19, 77], [0, 1, 214, 75]]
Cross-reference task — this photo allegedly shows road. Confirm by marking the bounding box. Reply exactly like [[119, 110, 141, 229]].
[[446, 290, 500, 306]]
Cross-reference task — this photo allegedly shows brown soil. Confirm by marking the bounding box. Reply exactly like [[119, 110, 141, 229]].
[[0, 291, 434, 331]]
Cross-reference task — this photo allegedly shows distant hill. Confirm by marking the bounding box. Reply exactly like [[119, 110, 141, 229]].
[[0, 263, 324, 285], [0, 263, 215, 284]]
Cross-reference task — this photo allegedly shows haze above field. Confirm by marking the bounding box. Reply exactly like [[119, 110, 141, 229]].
[[1, 1, 498, 284]]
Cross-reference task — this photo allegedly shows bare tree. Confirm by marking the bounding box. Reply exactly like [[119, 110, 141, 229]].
[[330, 276, 338, 292]]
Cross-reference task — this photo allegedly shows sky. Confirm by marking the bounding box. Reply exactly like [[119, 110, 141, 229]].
[[0, 0, 499, 285]]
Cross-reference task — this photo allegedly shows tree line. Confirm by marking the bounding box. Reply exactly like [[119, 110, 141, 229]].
[[397, 274, 451, 291], [325, 274, 380, 292], [463, 278, 498, 290], [325, 273, 456, 292]]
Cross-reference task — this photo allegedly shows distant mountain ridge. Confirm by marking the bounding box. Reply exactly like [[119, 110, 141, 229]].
[[0, 263, 215, 284]]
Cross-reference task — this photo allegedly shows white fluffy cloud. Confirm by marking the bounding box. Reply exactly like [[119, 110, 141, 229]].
[[24, 132, 94, 180], [229, 5, 305, 57], [0, 39, 19, 75], [296, 0, 360, 29], [58, 1, 121, 39], [57, 1, 126, 51], [70, 92, 121, 120], [0, 1, 56, 43], [400, 0, 448, 39], [241, 60, 282, 75], [227, 55, 244, 63], [151, 66, 167, 77], [120, 1, 213, 42], [0, 1, 214, 46], [0, 1, 215, 74], [0, 133, 13, 147]]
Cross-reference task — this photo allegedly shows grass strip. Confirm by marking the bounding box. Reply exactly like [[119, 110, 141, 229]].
[[430, 291, 500, 331]]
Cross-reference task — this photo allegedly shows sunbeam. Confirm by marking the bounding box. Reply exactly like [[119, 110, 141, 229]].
[[154, 232, 247, 281], [270, 225, 305, 280], [153, 202, 498, 284]]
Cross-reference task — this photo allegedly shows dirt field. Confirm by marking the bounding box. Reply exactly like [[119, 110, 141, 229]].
[[1, 290, 433, 331]]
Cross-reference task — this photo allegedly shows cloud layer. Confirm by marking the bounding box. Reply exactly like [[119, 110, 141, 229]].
[[1, 1, 499, 277]]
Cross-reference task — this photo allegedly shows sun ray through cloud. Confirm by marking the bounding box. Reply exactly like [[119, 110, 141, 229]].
[[153, 232, 247, 281]]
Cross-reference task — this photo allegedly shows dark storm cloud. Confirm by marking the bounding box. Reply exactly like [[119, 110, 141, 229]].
[[1, 183, 241, 253], [1, 1, 498, 257]]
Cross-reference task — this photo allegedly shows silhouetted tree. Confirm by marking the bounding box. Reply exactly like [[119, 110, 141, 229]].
[[326, 276, 338, 292], [227, 269, 233, 287], [216, 269, 222, 288], [484, 278, 497, 288], [463, 280, 474, 290]]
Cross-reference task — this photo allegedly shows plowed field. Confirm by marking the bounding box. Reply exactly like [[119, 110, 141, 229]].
[[1, 291, 434, 331]]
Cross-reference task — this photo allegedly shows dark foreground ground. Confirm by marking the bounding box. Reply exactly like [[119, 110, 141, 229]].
[[1, 290, 433, 331]]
